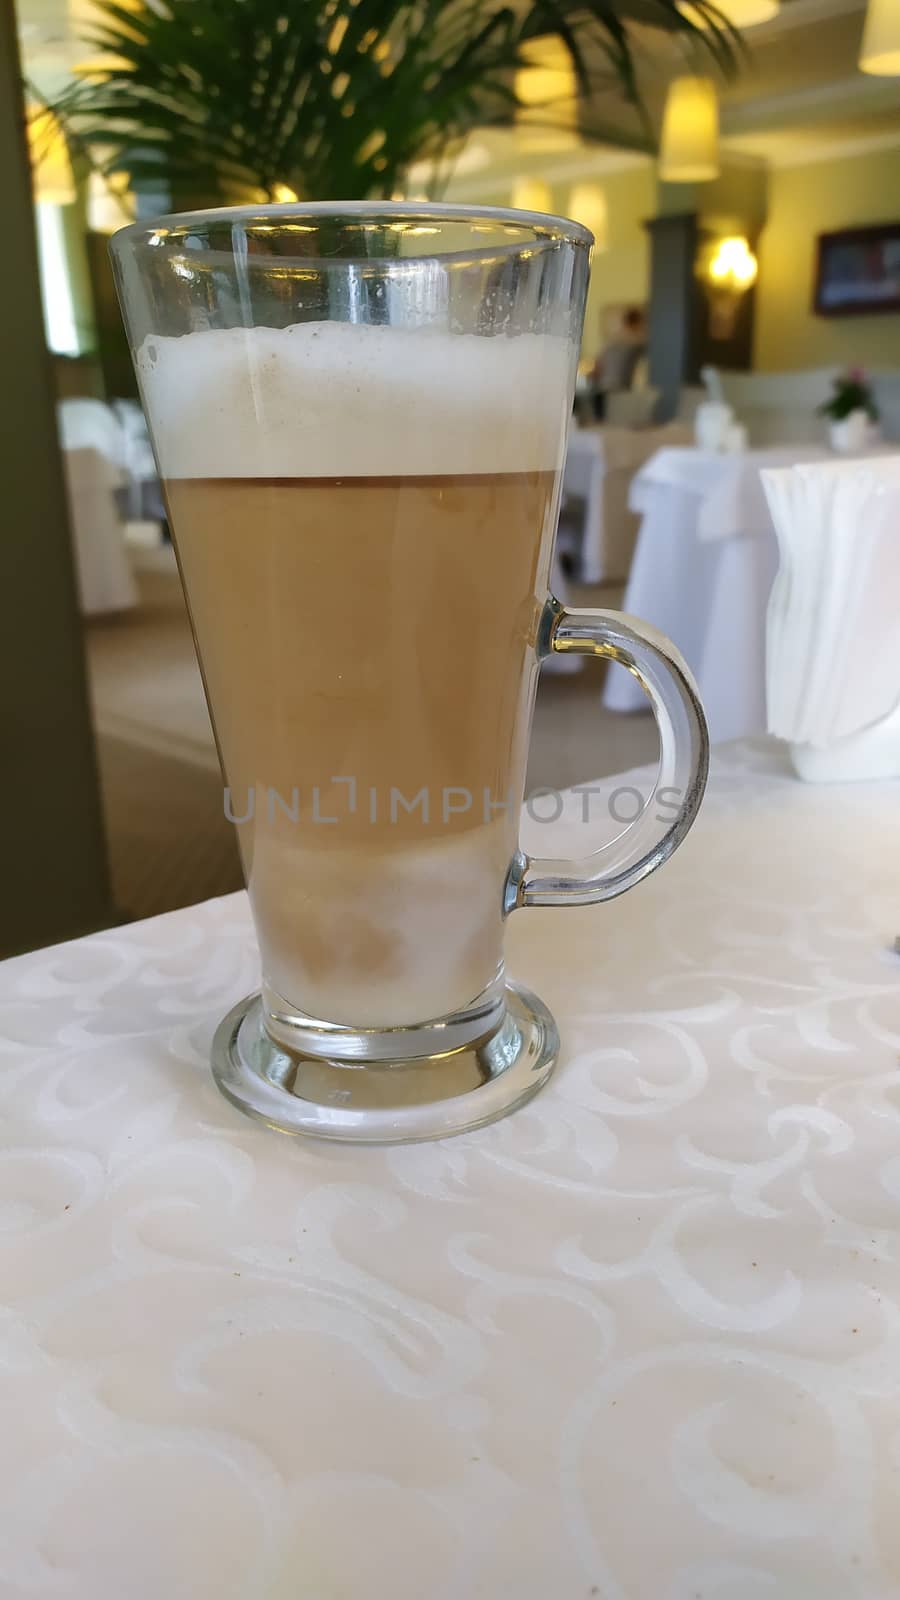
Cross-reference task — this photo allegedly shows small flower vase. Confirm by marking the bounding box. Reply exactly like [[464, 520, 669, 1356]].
[[829, 408, 869, 454]]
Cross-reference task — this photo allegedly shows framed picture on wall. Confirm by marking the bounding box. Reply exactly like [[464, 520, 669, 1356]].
[[814, 222, 900, 317]]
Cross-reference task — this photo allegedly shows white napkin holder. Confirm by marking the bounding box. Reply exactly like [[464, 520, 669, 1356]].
[[695, 401, 733, 453], [723, 421, 748, 454], [761, 457, 900, 782], [788, 699, 900, 781]]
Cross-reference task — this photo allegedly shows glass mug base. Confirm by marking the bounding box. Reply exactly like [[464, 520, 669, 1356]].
[[210, 982, 559, 1144]]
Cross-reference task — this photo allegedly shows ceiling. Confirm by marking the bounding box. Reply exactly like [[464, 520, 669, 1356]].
[[14, 0, 900, 174], [568, 0, 899, 169], [712, 0, 900, 164]]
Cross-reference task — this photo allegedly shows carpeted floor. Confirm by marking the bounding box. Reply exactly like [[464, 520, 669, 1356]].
[[94, 734, 244, 922], [84, 545, 657, 924], [87, 546, 219, 771]]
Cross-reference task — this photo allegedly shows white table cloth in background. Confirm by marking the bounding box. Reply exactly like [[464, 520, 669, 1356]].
[[62, 447, 138, 617], [2, 740, 899, 1598], [112, 398, 167, 525], [563, 423, 690, 583], [603, 446, 835, 742]]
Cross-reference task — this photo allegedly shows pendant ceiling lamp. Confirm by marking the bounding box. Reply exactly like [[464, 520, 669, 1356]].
[[515, 38, 578, 128], [659, 76, 720, 183], [859, 0, 900, 74]]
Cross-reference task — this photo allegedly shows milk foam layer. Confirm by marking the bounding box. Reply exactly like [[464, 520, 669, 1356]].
[[137, 321, 570, 479]]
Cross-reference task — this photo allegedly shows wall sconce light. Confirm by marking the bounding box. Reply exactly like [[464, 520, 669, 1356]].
[[567, 182, 608, 251], [659, 77, 719, 183], [709, 235, 758, 290], [859, 0, 900, 74], [511, 177, 554, 214], [705, 235, 758, 339]]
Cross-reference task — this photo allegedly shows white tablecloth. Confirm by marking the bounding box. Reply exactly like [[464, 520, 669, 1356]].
[[563, 424, 690, 583], [604, 446, 894, 743], [63, 447, 138, 617], [2, 740, 900, 1597]]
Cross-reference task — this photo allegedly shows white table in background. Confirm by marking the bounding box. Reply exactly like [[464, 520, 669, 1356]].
[[603, 446, 833, 742], [563, 422, 690, 584], [62, 447, 138, 616], [2, 740, 900, 1598]]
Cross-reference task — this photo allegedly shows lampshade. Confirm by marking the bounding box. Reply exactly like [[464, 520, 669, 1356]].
[[27, 109, 76, 206], [515, 37, 578, 126], [516, 36, 575, 103], [568, 182, 608, 251], [859, 0, 900, 74], [678, 0, 778, 26], [511, 178, 554, 214], [659, 76, 719, 183]]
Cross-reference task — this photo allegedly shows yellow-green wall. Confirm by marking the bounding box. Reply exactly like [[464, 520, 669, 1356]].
[[444, 160, 656, 358], [573, 164, 656, 358], [443, 141, 900, 373], [755, 143, 900, 371]]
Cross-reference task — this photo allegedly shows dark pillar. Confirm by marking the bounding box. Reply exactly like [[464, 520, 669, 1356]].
[[646, 211, 757, 420], [0, 0, 115, 955], [645, 213, 704, 420]]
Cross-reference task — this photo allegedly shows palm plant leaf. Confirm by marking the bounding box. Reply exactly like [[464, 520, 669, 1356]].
[[50, 0, 742, 205]]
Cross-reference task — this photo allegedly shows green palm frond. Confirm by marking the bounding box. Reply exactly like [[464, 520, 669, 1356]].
[[50, 0, 742, 206]]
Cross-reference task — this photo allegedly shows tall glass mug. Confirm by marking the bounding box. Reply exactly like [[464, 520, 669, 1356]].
[[111, 204, 708, 1143]]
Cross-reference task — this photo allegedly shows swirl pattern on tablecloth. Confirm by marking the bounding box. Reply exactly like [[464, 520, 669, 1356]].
[[1, 744, 899, 1598]]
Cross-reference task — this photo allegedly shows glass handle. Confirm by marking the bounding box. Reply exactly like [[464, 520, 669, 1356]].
[[508, 600, 710, 911]]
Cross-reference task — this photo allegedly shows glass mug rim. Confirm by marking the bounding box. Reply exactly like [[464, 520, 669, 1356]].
[[112, 199, 594, 267]]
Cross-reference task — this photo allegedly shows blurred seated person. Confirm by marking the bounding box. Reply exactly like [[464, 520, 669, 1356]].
[[592, 306, 646, 420]]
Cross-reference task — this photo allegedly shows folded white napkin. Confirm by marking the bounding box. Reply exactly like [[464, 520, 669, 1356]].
[[761, 456, 900, 778]]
